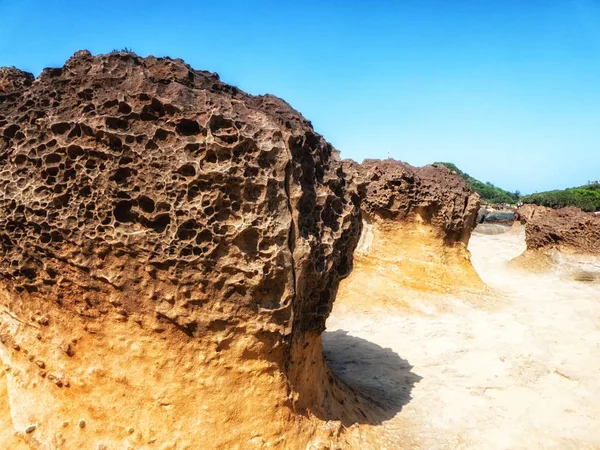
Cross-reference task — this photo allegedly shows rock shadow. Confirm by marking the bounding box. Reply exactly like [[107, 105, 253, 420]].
[[321, 329, 422, 425]]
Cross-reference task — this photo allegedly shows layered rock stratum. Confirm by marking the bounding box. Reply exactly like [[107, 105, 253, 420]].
[[0, 51, 483, 449]]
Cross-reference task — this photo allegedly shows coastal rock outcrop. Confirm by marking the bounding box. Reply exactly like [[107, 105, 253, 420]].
[[0, 50, 364, 448], [354, 160, 481, 245], [521, 206, 600, 254], [334, 159, 483, 314], [512, 205, 600, 281], [0, 50, 489, 449], [514, 203, 538, 225]]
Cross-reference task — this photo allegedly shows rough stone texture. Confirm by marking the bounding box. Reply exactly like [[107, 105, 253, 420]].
[[0, 67, 34, 94], [345, 159, 481, 245], [0, 49, 361, 349], [521, 205, 600, 254], [332, 158, 483, 315], [514, 204, 538, 225], [0, 50, 365, 448], [0, 50, 486, 449]]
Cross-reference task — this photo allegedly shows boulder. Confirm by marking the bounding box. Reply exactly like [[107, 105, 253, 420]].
[[482, 210, 515, 224], [348, 159, 480, 245], [0, 50, 363, 448], [523, 206, 600, 254], [0, 50, 490, 449], [511, 204, 600, 280]]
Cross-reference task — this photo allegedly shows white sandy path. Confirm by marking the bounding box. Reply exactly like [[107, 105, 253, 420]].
[[325, 227, 600, 449]]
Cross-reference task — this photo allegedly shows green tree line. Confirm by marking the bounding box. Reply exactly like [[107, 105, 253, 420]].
[[434, 162, 600, 212], [520, 184, 600, 212]]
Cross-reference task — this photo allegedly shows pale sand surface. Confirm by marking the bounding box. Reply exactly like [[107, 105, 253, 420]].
[[325, 226, 600, 449]]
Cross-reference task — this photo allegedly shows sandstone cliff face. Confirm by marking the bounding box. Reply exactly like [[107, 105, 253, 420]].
[[0, 51, 363, 448], [335, 159, 483, 314]]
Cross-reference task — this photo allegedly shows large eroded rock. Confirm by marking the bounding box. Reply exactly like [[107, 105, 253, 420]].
[[511, 205, 600, 282], [335, 159, 483, 312], [0, 51, 363, 448], [352, 159, 481, 245], [521, 206, 600, 254]]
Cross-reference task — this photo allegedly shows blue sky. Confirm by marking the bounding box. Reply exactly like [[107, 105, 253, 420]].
[[1, 0, 599, 194]]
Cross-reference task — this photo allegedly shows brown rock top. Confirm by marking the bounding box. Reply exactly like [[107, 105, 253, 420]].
[[0, 67, 34, 94], [345, 159, 481, 245], [521, 205, 600, 254]]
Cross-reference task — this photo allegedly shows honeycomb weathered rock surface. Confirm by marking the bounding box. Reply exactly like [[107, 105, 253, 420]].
[[0, 49, 361, 346], [346, 159, 481, 245], [0, 51, 483, 449], [0, 50, 366, 448]]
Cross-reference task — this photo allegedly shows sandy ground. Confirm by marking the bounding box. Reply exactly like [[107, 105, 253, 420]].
[[325, 225, 600, 449]]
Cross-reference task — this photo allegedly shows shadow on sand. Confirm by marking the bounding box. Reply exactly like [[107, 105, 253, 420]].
[[321, 329, 422, 425]]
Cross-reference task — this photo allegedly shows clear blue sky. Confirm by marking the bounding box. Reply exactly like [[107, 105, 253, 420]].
[[1, 0, 599, 194]]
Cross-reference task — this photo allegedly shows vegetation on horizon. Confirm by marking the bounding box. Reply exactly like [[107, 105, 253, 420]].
[[520, 183, 600, 212], [433, 162, 520, 204], [434, 162, 600, 212], [111, 47, 134, 53]]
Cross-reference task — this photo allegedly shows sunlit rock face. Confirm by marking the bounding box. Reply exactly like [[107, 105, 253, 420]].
[[355, 159, 480, 245], [336, 159, 484, 312], [0, 50, 363, 448]]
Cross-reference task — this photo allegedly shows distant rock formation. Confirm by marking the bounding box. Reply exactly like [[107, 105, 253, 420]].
[[0, 50, 366, 448], [336, 159, 483, 312], [518, 205, 600, 254], [511, 205, 600, 281], [477, 208, 515, 225], [351, 159, 481, 245]]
